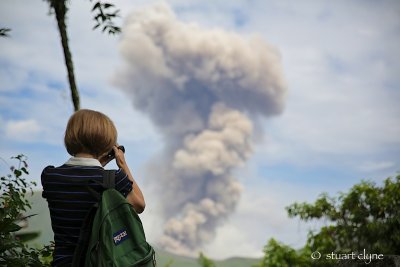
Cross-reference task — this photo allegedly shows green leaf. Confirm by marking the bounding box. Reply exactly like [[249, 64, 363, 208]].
[[0, 28, 11, 37], [103, 3, 115, 9], [94, 13, 104, 22], [15, 231, 40, 243], [3, 222, 22, 233], [92, 23, 101, 30], [21, 167, 29, 175], [91, 2, 100, 11], [14, 169, 22, 177]]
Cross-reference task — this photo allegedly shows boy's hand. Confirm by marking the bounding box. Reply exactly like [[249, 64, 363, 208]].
[[113, 145, 127, 169], [99, 145, 125, 167]]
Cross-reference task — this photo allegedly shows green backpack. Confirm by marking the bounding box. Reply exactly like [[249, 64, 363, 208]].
[[72, 170, 156, 267]]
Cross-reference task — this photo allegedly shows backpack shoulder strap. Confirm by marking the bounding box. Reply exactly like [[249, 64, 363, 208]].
[[71, 169, 116, 267]]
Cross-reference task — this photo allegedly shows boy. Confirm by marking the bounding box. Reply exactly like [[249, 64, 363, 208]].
[[41, 109, 145, 266]]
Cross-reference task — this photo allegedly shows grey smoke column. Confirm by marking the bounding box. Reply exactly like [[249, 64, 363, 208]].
[[114, 3, 287, 255]]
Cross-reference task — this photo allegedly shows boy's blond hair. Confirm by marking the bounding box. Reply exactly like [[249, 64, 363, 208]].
[[64, 109, 117, 157]]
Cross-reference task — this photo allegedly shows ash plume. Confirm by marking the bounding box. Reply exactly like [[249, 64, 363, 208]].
[[114, 3, 287, 255]]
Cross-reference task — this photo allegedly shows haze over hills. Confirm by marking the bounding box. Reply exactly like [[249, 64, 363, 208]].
[[21, 192, 260, 267]]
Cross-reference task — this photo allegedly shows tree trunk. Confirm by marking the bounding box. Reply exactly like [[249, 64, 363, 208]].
[[53, 1, 80, 111]]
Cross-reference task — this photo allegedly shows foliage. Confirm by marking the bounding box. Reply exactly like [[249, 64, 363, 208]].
[[254, 174, 400, 267], [254, 239, 310, 267], [287, 174, 400, 255], [44, 0, 121, 111], [90, 0, 121, 35], [45, 0, 121, 35], [198, 252, 216, 267], [0, 155, 53, 266], [0, 28, 11, 37]]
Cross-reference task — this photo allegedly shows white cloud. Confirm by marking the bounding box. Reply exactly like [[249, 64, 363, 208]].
[[236, 1, 400, 170], [358, 161, 396, 173], [5, 119, 42, 142], [204, 224, 263, 259]]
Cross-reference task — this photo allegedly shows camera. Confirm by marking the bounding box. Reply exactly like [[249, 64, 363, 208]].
[[107, 145, 125, 158]]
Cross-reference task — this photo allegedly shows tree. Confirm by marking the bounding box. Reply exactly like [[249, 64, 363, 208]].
[[44, 0, 80, 111], [254, 174, 400, 267], [0, 155, 53, 266], [4, 1, 121, 111], [44, 0, 121, 111], [198, 252, 216, 267], [255, 239, 310, 267]]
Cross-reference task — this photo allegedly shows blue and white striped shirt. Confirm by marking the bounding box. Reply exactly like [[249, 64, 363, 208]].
[[41, 157, 133, 266]]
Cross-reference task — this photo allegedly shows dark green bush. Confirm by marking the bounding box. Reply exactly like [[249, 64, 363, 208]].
[[0, 155, 53, 266]]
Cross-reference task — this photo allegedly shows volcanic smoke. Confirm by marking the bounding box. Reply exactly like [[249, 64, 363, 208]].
[[114, 3, 287, 255]]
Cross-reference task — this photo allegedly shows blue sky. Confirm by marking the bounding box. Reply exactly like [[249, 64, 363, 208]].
[[1, 0, 399, 259]]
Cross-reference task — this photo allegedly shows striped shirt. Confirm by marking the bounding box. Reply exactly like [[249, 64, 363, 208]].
[[41, 158, 133, 266]]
